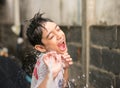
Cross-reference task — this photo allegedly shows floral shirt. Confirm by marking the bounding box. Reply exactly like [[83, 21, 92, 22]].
[[31, 53, 64, 88]]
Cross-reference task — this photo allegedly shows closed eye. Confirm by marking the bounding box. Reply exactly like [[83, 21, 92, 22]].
[[48, 34, 54, 39]]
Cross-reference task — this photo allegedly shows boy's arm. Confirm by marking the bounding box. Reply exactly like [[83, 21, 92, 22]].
[[63, 68, 69, 87], [62, 53, 73, 87]]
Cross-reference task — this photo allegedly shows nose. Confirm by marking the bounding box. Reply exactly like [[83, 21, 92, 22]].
[[56, 33, 62, 40]]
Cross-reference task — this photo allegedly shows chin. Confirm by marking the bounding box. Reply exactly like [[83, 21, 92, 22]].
[[59, 49, 68, 54]]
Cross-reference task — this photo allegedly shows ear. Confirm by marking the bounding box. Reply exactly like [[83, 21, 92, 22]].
[[34, 45, 46, 52]]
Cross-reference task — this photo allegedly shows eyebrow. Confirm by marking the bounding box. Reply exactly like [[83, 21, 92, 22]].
[[46, 25, 58, 38]]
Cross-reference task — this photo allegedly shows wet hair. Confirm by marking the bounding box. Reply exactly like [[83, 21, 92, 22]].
[[26, 12, 53, 46]]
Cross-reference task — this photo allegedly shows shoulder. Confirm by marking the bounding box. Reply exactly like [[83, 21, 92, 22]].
[[36, 53, 45, 65]]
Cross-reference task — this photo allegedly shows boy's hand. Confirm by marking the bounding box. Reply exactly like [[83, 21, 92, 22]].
[[43, 51, 62, 78], [61, 53, 73, 69]]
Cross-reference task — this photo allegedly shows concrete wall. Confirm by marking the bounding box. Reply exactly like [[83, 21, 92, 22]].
[[96, 0, 120, 25], [0, 0, 13, 24], [21, 0, 81, 25], [0, 0, 81, 25], [1, 0, 120, 25]]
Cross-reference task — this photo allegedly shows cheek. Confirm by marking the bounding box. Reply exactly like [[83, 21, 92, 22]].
[[62, 34, 66, 40], [45, 44, 57, 51], [43, 40, 57, 48], [61, 31, 65, 37]]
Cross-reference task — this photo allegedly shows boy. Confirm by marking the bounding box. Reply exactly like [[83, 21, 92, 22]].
[[26, 12, 73, 88]]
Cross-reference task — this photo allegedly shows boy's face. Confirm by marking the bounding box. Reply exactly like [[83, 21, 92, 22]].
[[41, 22, 67, 54]]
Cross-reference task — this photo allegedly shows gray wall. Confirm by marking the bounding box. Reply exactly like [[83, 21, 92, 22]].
[[96, 0, 120, 25], [1, 0, 120, 25]]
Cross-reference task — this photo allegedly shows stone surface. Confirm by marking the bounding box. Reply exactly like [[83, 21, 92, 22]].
[[89, 69, 114, 88], [102, 48, 120, 74], [90, 47, 102, 68], [91, 26, 117, 48], [117, 26, 120, 48], [61, 26, 82, 43]]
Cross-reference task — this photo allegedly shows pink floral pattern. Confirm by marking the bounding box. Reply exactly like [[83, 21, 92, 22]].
[[33, 60, 40, 80]]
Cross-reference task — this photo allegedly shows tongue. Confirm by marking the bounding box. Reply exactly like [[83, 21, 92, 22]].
[[58, 43, 66, 51]]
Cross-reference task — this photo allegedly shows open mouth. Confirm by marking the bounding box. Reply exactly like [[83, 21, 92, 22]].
[[57, 41, 66, 51]]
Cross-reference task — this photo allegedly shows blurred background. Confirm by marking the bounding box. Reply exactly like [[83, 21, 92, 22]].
[[0, 0, 120, 88]]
